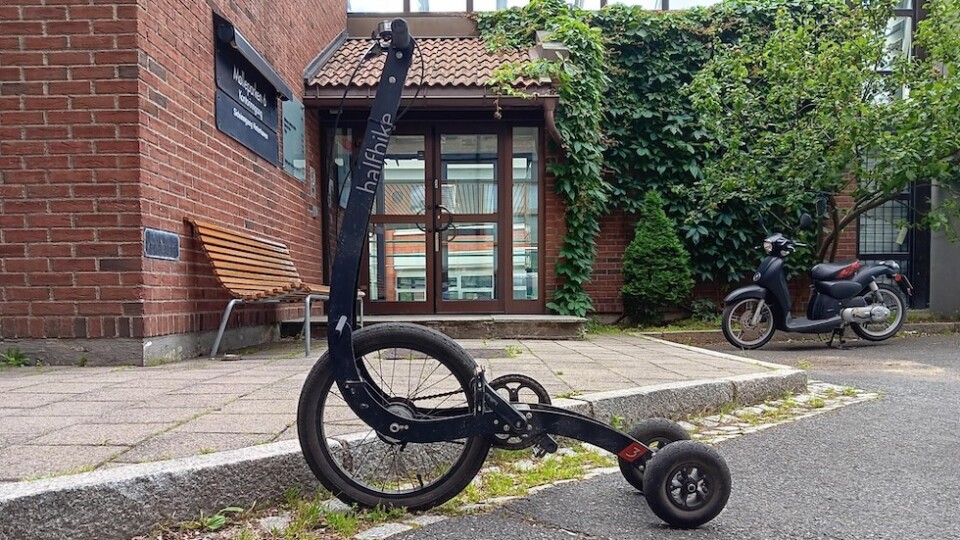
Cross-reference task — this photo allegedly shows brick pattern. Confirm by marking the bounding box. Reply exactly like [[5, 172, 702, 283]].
[[137, 0, 344, 338], [0, 0, 345, 343], [0, 2, 143, 340]]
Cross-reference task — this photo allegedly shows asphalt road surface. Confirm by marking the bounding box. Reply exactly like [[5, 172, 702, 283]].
[[395, 333, 960, 540]]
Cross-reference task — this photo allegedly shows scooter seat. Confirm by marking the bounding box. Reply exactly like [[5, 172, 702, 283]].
[[810, 260, 861, 281]]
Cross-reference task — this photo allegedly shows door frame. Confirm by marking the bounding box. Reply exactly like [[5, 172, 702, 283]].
[[329, 120, 546, 315]]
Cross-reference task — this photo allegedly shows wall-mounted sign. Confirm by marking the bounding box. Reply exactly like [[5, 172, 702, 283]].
[[213, 13, 290, 166], [215, 90, 279, 166], [215, 44, 279, 128], [282, 98, 306, 181]]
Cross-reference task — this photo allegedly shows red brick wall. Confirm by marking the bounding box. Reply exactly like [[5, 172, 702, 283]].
[[0, 1, 143, 340], [136, 0, 345, 338], [0, 0, 344, 344]]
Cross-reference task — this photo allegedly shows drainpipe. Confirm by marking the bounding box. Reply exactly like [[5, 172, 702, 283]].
[[542, 98, 564, 151]]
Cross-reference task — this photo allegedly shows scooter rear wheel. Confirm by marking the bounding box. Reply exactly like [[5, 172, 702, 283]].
[[297, 323, 490, 511], [851, 283, 906, 341], [722, 298, 775, 350]]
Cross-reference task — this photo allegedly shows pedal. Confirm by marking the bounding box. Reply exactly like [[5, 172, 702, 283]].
[[532, 434, 559, 458]]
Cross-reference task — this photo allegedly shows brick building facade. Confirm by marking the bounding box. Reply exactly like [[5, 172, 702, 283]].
[[1, 0, 343, 364], [1, 1, 919, 365]]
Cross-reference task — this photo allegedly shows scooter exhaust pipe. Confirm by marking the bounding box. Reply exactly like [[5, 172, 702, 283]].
[[841, 305, 891, 323]]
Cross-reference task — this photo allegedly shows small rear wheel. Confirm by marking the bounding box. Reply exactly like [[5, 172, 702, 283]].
[[643, 440, 731, 529], [617, 418, 690, 494]]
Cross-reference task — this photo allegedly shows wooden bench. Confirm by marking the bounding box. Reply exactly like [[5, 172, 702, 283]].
[[186, 218, 363, 358]]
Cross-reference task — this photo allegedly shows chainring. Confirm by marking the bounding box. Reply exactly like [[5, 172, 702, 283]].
[[489, 373, 552, 450]]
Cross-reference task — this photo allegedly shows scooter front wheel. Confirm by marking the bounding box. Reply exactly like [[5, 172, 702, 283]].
[[297, 323, 490, 511], [722, 298, 775, 350]]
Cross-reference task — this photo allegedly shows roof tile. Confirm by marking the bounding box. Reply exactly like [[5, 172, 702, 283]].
[[308, 37, 548, 90]]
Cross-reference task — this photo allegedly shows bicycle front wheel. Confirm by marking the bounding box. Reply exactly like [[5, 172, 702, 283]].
[[297, 323, 490, 511]]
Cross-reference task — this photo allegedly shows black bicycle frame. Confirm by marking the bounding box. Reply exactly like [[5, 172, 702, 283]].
[[324, 19, 650, 464]]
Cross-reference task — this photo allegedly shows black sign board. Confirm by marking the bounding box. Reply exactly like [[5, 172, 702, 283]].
[[215, 90, 279, 165], [214, 42, 279, 128]]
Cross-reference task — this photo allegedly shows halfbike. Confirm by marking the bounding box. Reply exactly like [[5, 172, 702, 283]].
[[296, 19, 732, 529]]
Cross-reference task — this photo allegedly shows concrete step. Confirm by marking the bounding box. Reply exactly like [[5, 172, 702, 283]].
[[282, 314, 587, 340]]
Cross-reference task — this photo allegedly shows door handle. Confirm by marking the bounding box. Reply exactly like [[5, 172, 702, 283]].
[[435, 204, 453, 232]]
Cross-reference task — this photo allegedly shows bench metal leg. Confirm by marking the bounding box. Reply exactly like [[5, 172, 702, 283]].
[[211, 298, 242, 359], [357, 296, 364, 328], [304, 294, 328, 358]]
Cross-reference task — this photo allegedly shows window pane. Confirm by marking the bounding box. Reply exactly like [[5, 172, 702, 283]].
[[368, 223, 427, 302], [607, 0, 661, 8], [568, 0, 602, 9], [373, 135, 425, 216], [348, 0, 403, 11], [331, 128, 354, 209], [895, 0, 911, 9], [474, 0, 530, 10], [859, 200, 910, 255], [881, 16, 912, 70], [512, 127, 539, 300], [441, 134, 498, 214], [411, 0, 467, 11], [668, 0, 719, 8], [442, 223, 497, 300]]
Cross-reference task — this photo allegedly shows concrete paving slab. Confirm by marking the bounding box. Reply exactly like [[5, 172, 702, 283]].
[[114, 432, 269, 463], [145, 393, 237, 409], [173, 413, 293, 434], [28, 401, 142, 417], [0, 392, 76, 409], [70, 387, 170, 402], [29, 423, 176, 446], [0, 415, 85, 435], [0, 444, 125, 481], [8, 382, 107, 394], [166, 383, 267, 395], [218, 398, 299, 415], [100, 407, 206, 424]]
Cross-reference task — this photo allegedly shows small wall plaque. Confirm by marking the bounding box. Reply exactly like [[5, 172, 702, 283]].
[[144, 228, 180, 261]]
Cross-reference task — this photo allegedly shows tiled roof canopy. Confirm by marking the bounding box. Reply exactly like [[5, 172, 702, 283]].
[[307, 37, 551, 94]]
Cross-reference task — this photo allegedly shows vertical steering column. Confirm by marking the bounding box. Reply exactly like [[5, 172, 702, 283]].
[[326, 20, 414, 367]]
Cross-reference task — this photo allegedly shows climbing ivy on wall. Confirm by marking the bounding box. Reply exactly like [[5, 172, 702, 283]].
[[480, 0, 609, 317], [477, 0, 846, 316]]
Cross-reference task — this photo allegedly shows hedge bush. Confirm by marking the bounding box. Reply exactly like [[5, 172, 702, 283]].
[[621, 191, 694, 324]]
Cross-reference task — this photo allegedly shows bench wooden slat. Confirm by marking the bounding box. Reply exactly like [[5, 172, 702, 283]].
[[219, 276, 303, 289], [209, 253, 299, 276], [203, 244, 299, 269], [214, 269, 301, 284], [209, 260, 301, 279], [199, 234, 295, 261], [190, 220, 289, 252]]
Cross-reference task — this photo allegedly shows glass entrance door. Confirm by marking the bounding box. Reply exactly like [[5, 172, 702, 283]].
[[354, 125, 542, 315], [435, 133, 502, 312]]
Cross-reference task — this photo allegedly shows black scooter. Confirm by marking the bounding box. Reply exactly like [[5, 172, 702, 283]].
[[721, 214, 913, 349]]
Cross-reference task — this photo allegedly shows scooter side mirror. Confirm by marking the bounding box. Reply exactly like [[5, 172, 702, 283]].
[[799, 213, 814, 231]]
